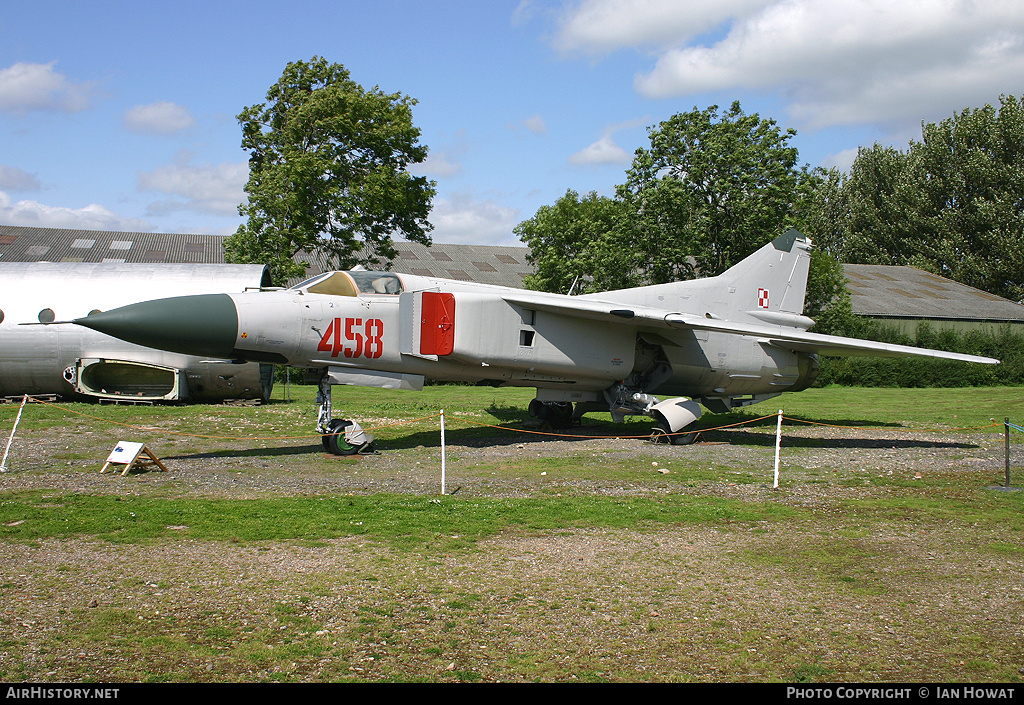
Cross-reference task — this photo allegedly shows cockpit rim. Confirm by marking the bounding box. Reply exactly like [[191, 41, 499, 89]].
[[290, 270, 405, 296]]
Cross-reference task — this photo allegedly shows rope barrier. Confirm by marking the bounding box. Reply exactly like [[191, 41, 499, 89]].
[[780, 415, 1002, 433], [4, 396, 440, 441], [4, 395, 1015, 492], [456, 416, 655, 439], [0, 396, 1010, 446], [3, 397, 1017, 490]]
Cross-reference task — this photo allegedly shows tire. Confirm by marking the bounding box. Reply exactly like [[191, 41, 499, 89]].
[[323, 418, 361, 455], [547, 402, 573, 428], [528, 399, 574, 428]]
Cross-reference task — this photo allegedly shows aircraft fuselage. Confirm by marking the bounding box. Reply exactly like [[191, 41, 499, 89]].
[[196, 274, 820, 404]]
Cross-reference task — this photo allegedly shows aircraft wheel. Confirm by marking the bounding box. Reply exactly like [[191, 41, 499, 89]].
[[547, 402, 573, 428], [528, 400, 574, 428], [654, 416, 698, 445], [323, 419, 360, 456]]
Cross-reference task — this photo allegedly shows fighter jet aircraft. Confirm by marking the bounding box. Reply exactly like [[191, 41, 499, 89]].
[[72, 230, 998, 453]]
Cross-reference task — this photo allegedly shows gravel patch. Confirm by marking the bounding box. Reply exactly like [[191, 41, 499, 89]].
[[1, 421, 1022, 682]]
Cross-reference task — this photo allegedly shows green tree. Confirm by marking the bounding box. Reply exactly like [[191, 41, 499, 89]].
[[787, 165, 857, 335], [913, 95, 1024, 302], [841, 95, 1024, 302], [804, 247, 855, 335], [841, 143, 937, 270], [515, 190, 629, 294], [798, 166, 847, 260], [616, 101, 813, 281], [517, 102, 851, 331], [225, 57, 436, 284]]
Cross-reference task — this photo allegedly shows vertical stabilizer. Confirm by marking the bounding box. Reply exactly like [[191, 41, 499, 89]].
[[593, 229, 815, 329], [714, 229, 813, 325]]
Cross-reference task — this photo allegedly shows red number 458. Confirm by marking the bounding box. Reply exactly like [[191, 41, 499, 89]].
[[317, 317, 383, 358]]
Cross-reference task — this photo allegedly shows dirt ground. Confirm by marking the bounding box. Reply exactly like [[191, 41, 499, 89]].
[[1, 419, 1017, 499], [1, 421, 1022, 682]]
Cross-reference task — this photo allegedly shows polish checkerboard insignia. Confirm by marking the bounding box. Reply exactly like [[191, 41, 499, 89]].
[[757, 288, 770, 309]]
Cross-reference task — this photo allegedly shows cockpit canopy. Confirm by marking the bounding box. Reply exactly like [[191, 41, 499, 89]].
[[291, 271, 404, 296]]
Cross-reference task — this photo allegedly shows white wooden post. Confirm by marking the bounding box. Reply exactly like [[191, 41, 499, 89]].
[[440, 409, 447, 495], [773, 409, 783, 489], [1, 395, 27, 472]]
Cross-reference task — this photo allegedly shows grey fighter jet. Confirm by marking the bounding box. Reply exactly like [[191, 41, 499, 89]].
[[72, 231, 998, 453]]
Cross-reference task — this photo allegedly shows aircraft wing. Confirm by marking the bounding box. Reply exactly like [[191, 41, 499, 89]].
[[737, 328, 999, 363], [500, 293, 1000, 365]]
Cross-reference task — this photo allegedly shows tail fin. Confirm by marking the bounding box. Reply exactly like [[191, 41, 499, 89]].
[[595, 229, 814, 329], [714, 229, 813, 326]]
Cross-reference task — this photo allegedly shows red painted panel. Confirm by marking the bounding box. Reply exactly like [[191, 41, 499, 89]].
[[420, 292, 455, 356]]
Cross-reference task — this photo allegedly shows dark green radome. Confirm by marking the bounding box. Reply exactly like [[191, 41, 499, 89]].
[[74, 294, 238, 359]]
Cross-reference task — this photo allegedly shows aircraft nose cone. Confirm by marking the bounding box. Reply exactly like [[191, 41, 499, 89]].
[[73, 293, 239, 359]]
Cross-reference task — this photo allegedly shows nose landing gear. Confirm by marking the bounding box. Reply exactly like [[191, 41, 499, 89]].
[[316, 372, 375, 455]]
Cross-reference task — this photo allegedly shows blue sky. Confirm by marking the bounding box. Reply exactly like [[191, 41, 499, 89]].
[[2, 0, 1023, 246]]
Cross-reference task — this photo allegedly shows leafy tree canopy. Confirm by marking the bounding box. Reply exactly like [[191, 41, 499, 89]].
[[515, 190, 628, 295], [225, 57, 436, 284], [839, 95, 1024, 302], [617, 101, 813, 279], [516, 102, 852, 333]]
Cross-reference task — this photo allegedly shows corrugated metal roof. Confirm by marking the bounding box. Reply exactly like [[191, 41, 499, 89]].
[[4, 225, 1022, 322], [0, 225, 227, 264], [843, 264, 1024, 322], [291, 240, 534, 288], [375, 241, 533, 287]]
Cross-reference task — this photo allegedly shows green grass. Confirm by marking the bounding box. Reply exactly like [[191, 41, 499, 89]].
[[4, 384, 1021, 450], [754, 385, 1024, 430], [2, 385, 1023, 683], [841, 493, 1024, 535], [0, 490, 797, 549]]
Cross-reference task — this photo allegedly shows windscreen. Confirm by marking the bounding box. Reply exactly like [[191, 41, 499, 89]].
[[296, 271, 404, 296]]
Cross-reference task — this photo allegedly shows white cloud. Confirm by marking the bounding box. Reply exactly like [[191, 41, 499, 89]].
[[511, 0, 537, 28], [568, 135, 631, 166], [0, 191, 152, 231], [557, 0, 1024, 130], [505, 115, 548, 136], [428, 193, 520, 245], [568, 116, 646, 166], [123, 101, 196, 135], [137, 157, 248, 217], [554, 0, 766, 54], [521, 115, 547, 134], [411, 132, 470, 179], [0, 61, 99, 115], [0, 165, 41, 191], [411, 152, 463, 178], [820, 147, 859, 174]]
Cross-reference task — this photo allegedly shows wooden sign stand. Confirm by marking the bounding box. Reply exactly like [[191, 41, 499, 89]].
[[100, 441, 168, 476]]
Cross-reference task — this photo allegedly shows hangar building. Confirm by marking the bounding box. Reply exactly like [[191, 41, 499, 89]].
[[3, 224, 1023, 335]]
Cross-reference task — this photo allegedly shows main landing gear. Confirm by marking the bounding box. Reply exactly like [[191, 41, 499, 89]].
[[528, 389, 703, 445], [651, 415, 699, 445], [527, 399, 576, 429]]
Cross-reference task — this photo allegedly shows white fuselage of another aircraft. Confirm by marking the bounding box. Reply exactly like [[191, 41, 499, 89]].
[[0, 262, 273, 402]]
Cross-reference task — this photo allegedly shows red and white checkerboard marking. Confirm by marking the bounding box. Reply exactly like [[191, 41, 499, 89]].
[[757, 288, 770, 309]]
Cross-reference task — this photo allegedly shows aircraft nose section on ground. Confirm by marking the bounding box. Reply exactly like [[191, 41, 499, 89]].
[[73, 293, 239, 359]]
